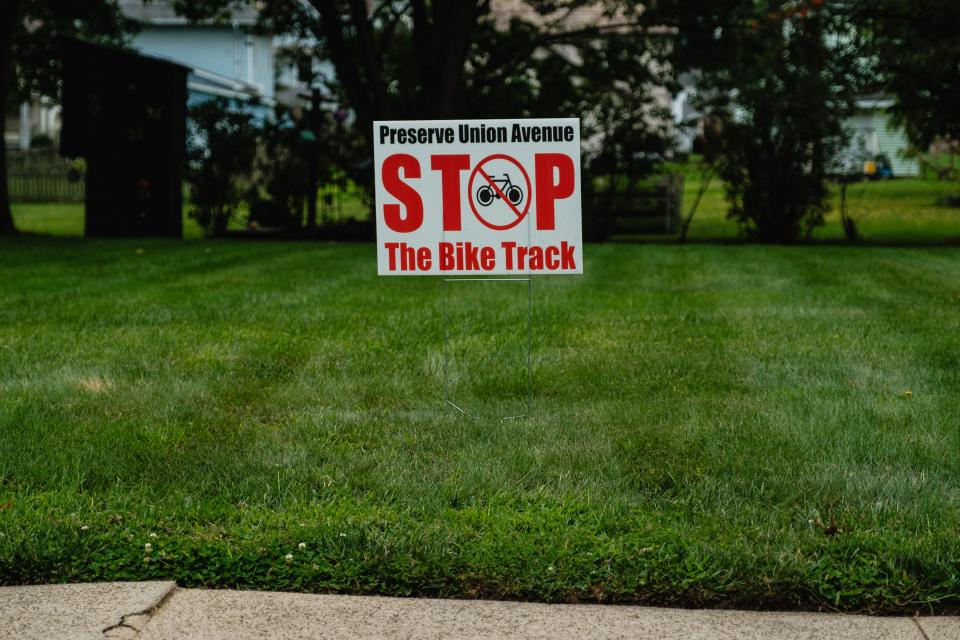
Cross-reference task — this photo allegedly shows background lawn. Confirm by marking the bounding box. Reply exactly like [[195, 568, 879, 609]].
[[2, 219, 960, 612], [677, 173, 960, 243]]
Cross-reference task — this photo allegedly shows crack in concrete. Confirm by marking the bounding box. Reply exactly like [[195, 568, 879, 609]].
[[102, 584, 178, 638], [912, 616, 932, 640]]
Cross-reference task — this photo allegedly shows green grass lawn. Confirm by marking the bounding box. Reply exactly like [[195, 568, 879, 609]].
[[10, 203, 208, 239], [679, 174, 960, 243], [2, 221, 960, 612], [11, 183, 372, 240]]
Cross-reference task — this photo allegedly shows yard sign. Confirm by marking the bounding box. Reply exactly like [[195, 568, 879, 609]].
[[373, 118, 582, 275]]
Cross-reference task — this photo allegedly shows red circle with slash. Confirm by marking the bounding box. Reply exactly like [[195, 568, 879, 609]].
[[467, 154, 532, 231]]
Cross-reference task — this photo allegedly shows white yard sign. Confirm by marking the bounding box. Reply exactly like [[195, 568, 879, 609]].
[[373, 118, 582, 275]]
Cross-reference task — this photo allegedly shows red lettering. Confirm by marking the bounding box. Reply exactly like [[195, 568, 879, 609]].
[[385, 242, 400, 271], [382, 154, 423, 232], [501, 241, 577, 271], [501, 241, 516, 270], [430, 154, 470, 231], [440, 242, 454, 270], [545, 245, 560, 270], [416, 247, 432, 270], [534, 153, 575, 230], [528, 246, 544, 270], [439, 242, 492, 271], [384, 241, 432, 271], [480, 246, 495, 270], [561, 241, 576, 269], [463, 242, 480, 270]]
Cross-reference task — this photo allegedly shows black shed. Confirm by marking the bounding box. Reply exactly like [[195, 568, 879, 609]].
[[60, 38, 188, 238]]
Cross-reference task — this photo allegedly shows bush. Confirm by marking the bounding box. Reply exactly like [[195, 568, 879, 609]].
[[185, 99, 259, 237], [690, 1, 864, 243], [186, 100, 342, 236], [247, 106, 325, 232]]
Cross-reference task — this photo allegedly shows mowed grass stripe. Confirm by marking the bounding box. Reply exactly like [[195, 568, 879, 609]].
[[2, 238, 960, 611]]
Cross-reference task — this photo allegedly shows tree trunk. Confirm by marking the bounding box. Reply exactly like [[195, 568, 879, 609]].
[[413, 1, 485, 118], [678, 163, 716, 243], [310, 0, 380, 135], [311, 0, 485, 141], [0, 0, 21, 235], [305, 88, 321, 238]]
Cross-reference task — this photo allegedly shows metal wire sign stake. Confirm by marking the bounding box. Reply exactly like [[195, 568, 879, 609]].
[[372, 118, 583, 419]]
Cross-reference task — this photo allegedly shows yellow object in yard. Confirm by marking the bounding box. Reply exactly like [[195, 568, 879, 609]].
[[864, 160, 877, 175]]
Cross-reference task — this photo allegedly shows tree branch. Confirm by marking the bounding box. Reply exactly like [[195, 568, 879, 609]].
[[309, 0, 377, 129], [349, 0, 388, 116], [375, 1, 411, 56]]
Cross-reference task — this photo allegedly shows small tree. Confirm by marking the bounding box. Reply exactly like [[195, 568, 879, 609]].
[[248, 103, 337, 233], [185, 100, 259, 237], [685, 1, 865, 242], [678, 115, 725, 242]]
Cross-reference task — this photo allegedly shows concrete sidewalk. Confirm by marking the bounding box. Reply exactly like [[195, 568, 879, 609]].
[[1, 582, 957, 640], [0, 581, 175, 639]]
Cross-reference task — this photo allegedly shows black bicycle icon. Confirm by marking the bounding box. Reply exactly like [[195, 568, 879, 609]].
[[476, 174, 524, 207]]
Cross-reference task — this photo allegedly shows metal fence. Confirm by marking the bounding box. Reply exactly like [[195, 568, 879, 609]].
[[7, 150, 84, 202]]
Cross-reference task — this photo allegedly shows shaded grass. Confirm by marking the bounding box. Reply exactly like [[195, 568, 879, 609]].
[[10, 203, 206, 239], [2, 235, 960, 612], [10, 187, 370, 240]]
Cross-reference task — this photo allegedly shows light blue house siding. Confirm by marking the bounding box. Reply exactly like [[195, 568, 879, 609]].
[[843, 97, 919, 177], [132, 27, 274, 105], [119, 1, 275, 114]]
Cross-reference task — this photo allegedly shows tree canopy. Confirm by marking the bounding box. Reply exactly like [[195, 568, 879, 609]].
[[668, 0, 868, 242], [3, 1, 957, 241], [0, 0, 133, 234], [856, 0, 960, 149], [240, 0, 677, 192]]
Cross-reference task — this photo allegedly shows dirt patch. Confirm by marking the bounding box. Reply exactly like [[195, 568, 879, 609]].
[[77, 376, 113, 394]]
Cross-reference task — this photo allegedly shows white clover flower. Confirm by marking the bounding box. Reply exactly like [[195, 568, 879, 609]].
[[298, 542, 306, 550], [80, 525, 89, 531], [144, 543, 152, 552], [149, 532, 157, 538], [285, 553, 294, 562]]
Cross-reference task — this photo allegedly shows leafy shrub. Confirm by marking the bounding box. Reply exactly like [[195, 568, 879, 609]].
[[185, 99, 259, 236], [186, 97, 353, 236], [691, 2, 864, 242], [247, 106, 316, 232]]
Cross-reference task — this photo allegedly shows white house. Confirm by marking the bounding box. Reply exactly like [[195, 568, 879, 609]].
[[842, 94, 919, 177], [118, 0, 275, 109], [4, 1, 289, 151]]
